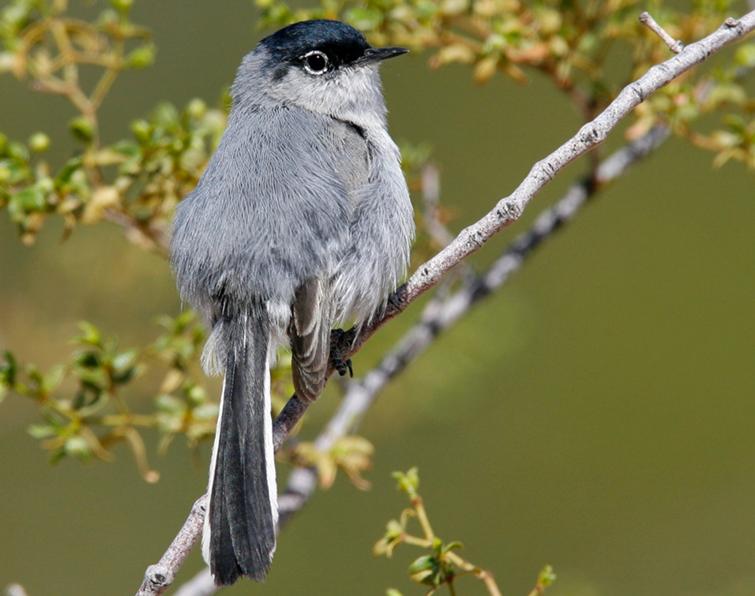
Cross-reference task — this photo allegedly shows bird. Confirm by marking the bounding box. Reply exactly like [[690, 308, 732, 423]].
[[170, 19, 415, 586]]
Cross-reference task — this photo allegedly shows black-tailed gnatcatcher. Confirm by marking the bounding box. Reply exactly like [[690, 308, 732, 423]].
[[170, 19, 414, 585]]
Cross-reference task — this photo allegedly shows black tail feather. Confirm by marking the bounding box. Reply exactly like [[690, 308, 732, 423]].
[[208, 312, 277, 585]]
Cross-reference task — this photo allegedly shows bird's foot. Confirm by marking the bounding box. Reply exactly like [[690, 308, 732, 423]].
[[386, 284, 408, 315], [334, 357, 353, 378], [330, 328, 355, 377]]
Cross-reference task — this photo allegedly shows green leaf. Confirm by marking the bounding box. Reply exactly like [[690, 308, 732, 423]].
[[55, 156, 83, 186], [442, 540, 464, 554], [186, 98, 207, 119], [7, 141, 29, 161], [110, 0, 133, 13], [186, 383, 206, 405], [28, 423, 57, 439], [112, 349, 138, 373], [393, 467, 420, 497], [408, 555, 440, 585], [153, 102, 180, 130], [28, 132, 50, 153], [126, 43, 156, 69], [13, 186, 45, 210], [76, 321, 102, 347], [64, 436, 91, 459], [537, 564, 557, 588], [69, 116, 95, 143], [42, 364, 65, 393], [75, 351, 101, 369], [0, 350, 17, 389]]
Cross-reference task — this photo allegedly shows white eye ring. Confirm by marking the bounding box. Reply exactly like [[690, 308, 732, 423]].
[[302, 50, 329, 75]]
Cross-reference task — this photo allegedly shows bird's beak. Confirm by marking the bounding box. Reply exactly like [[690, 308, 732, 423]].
[[358, 46, 409, 65]]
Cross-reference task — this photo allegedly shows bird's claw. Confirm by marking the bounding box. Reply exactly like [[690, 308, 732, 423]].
[[334, 357, 353, 377], [330, 328, 355, 377]]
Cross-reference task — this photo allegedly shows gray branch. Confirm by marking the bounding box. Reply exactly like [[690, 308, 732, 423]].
[[640, 12, 685, 53], [137, 11, 755, 595]]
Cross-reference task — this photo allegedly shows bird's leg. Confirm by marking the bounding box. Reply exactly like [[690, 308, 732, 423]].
[[385, 284, 408, 316], [330, 327, 356, 377]]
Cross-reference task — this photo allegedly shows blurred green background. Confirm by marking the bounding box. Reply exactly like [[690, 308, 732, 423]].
[[2, 1, 754, 595]]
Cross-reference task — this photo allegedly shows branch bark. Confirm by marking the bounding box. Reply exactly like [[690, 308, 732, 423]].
[[640, 12, 685, 53], [137, 11, 755, 595]]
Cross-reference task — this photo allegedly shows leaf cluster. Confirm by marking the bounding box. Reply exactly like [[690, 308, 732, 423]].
[[0, 312, 215, 480], [375, 468, 554, 595]]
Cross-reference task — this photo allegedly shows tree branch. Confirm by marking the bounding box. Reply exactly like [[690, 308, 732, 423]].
[[137, 11, 754, 595], [640, 12, 685, 53]]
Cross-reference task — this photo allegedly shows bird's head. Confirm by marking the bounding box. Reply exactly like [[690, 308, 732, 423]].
[[233, 19, 407, 128]]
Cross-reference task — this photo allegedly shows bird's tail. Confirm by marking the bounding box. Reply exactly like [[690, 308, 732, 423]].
[[202, 310, 278, 585]]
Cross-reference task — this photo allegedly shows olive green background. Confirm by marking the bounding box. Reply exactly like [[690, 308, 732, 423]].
[[1, 2, 754, 595]]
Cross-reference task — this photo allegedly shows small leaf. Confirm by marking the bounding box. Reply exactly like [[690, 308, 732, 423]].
[[536, 564, 557, 588], [0, 351, 17, 391], [82, 185, 120, 224], [110, 0, 133, 13], [64, 436, 91, 459], [126, 44, 156, 69], [474, 55, 498, 83], [69, 116, 95, 142], [442, 540, 464, 554], [393, 467, 420, 497], [112, 349, 138, 374], [315, 455, 337, 489], [159, 369, 184, 393], [28, 424, 56, 439], [13, 186, 45, 211], [77, 322, 102, 347], [42, 364, 65, 393], [28, 132, 50, 153], [408, 555, 439, 585]]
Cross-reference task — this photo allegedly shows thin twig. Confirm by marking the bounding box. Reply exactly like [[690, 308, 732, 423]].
[[137, 497, 207, 596], [444, 552, 503, 596], [419, 163, 476, 293], [639, 11, 685, 53], [137, 12, 755, 595], [421, 163, 454, 248]]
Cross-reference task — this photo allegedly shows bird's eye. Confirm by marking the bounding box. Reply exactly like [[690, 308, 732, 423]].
[[303, 50, 329, 75]]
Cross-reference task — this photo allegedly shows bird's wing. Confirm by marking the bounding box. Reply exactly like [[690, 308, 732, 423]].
[[286, 115, 370, 401], [289, 277, 333, 401]]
